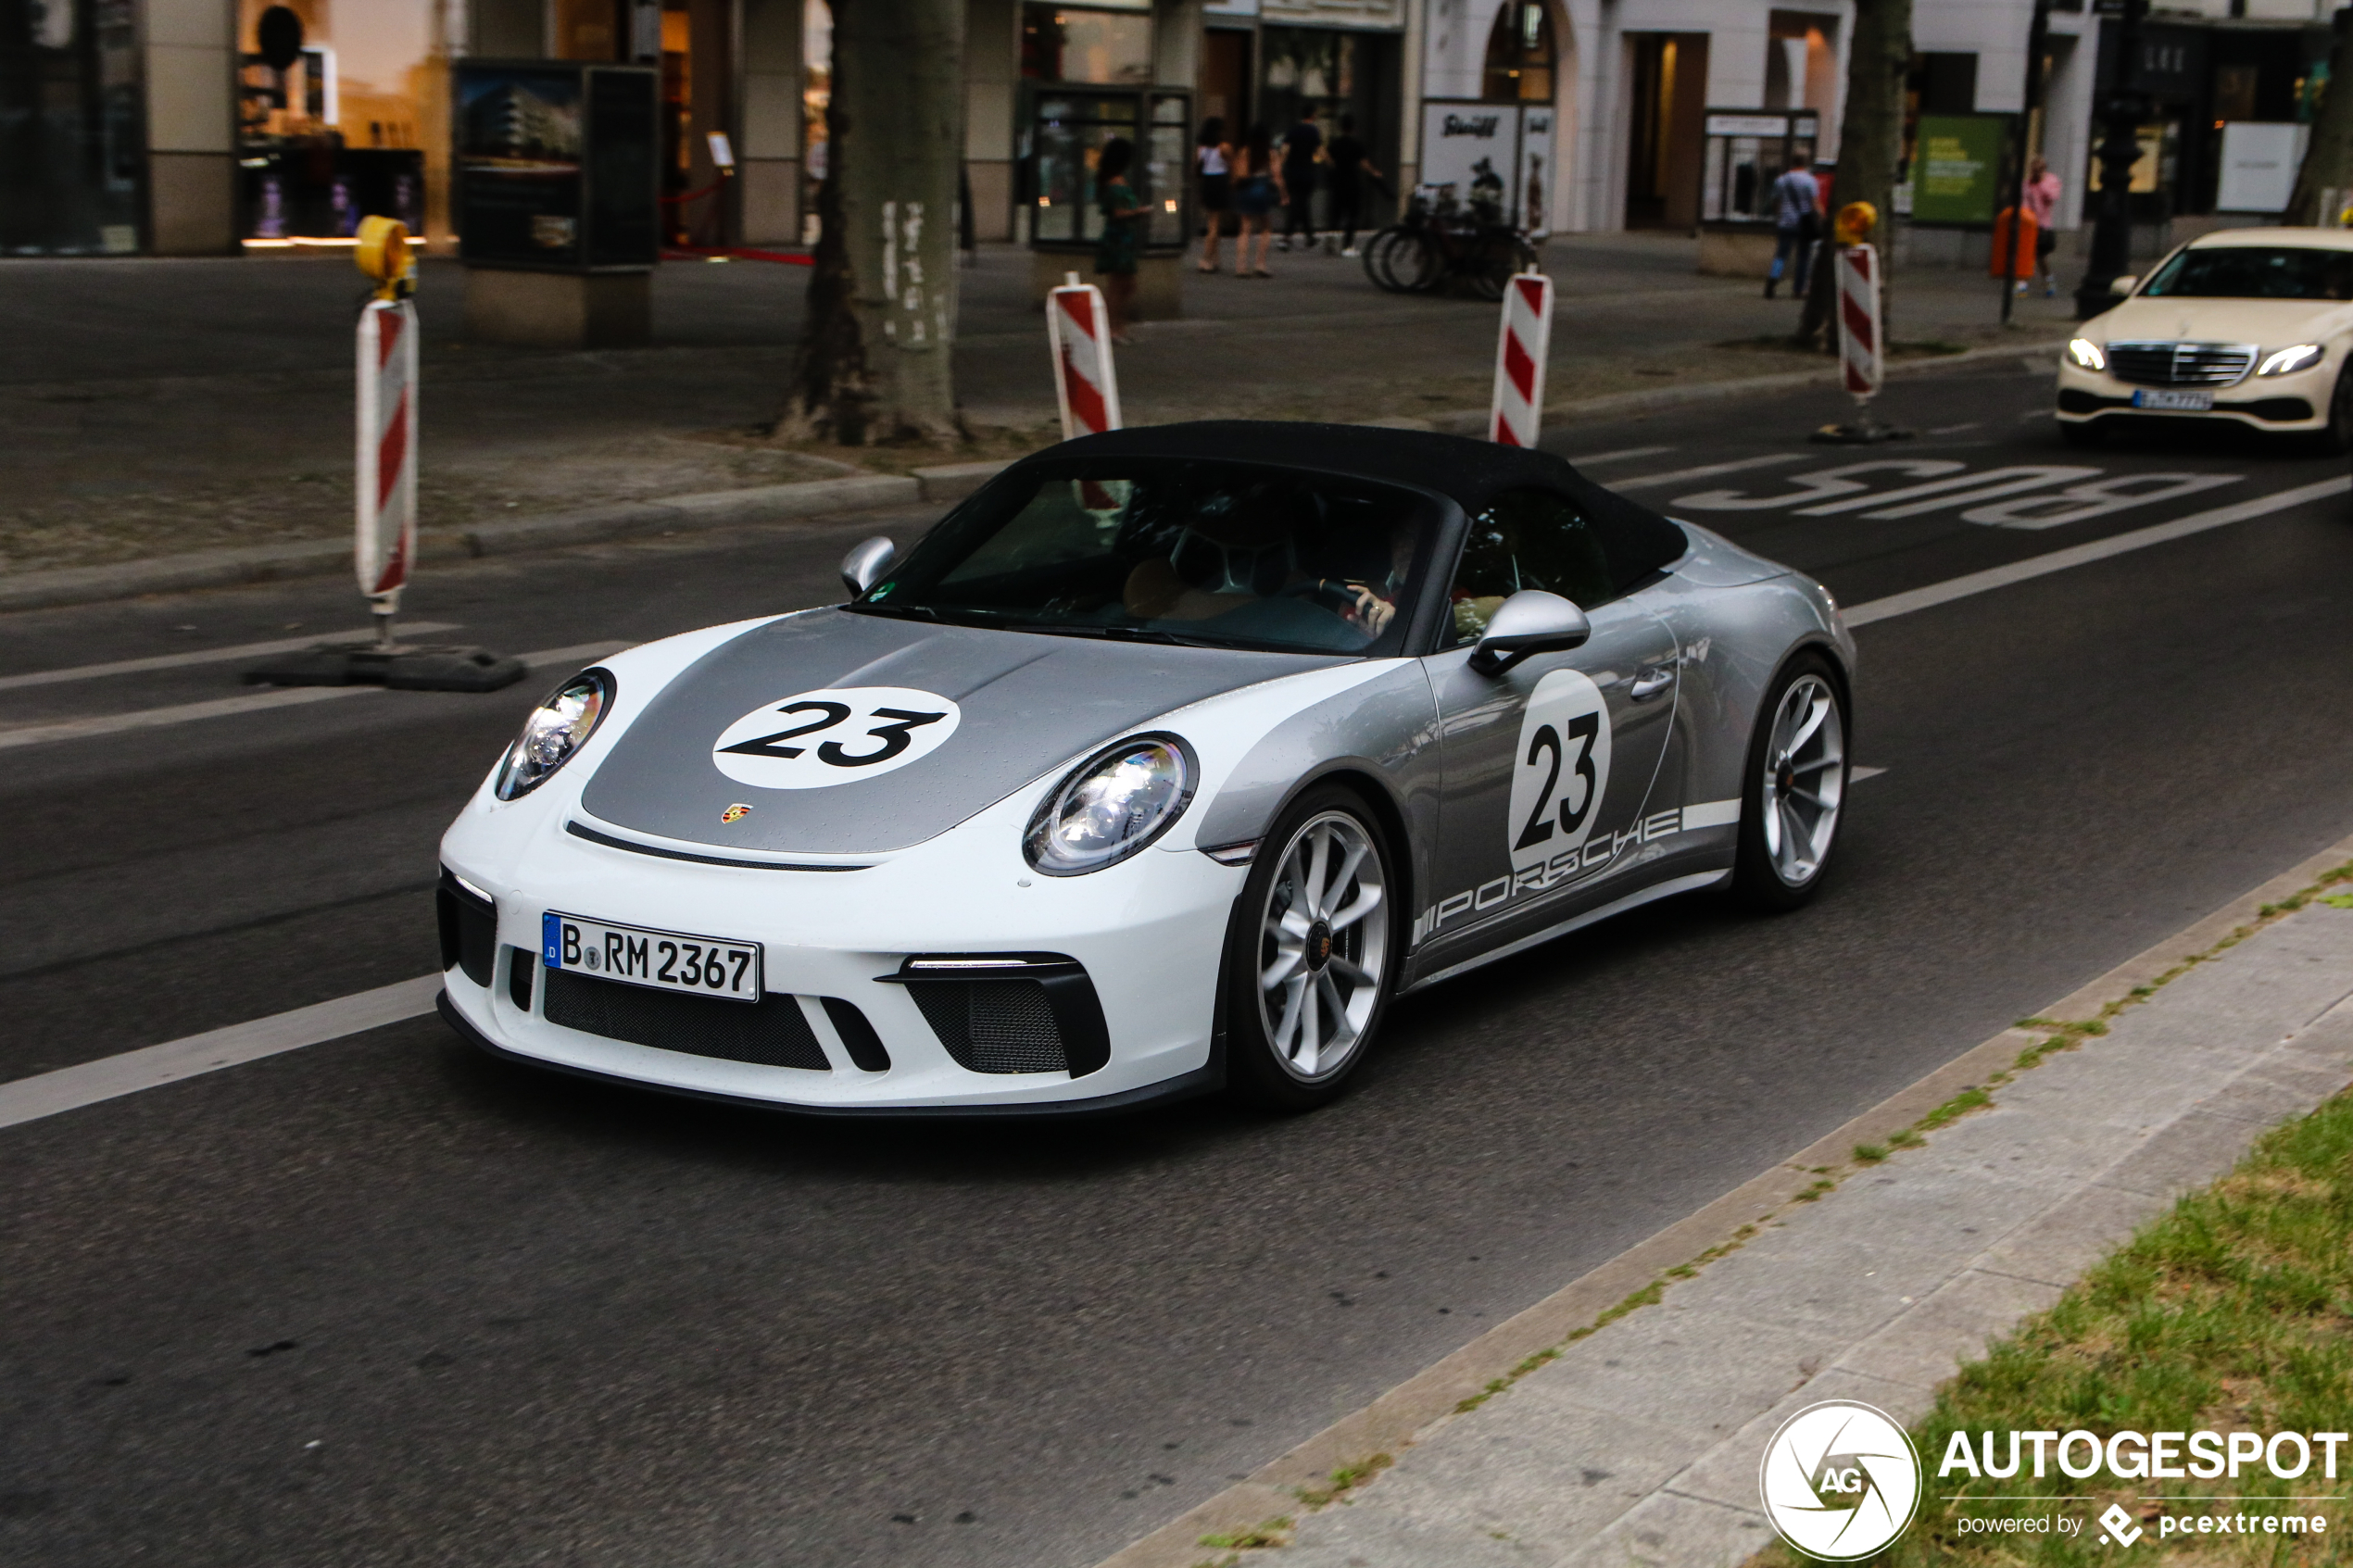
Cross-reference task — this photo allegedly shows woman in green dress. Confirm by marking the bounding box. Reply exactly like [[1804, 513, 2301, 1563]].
[[1094, 136, 1144, 343]]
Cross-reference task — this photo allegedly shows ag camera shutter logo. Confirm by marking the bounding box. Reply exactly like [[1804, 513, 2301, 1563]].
[[1759, 1400, 1923, 1561]]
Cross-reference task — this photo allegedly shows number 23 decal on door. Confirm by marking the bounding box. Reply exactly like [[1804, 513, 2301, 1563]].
[[1507, 669, 1612, 875], [711, 687, 963, 789]]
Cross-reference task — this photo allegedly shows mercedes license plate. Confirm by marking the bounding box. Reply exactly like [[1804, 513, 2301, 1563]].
[[2132, 388, 2214, 411], [542, 912, 761, 1001]]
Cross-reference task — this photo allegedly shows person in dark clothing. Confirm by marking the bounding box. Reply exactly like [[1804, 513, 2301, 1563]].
[[1277, 116, 1321, 252], [1324, 114, 1383, 257], [1093, 136, 1144, 341]]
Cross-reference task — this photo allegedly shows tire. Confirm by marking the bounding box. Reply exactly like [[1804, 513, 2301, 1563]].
[[1730, 652, 1851, 912], [2057, 419, 2105, 449], [1223, 784, 1400, 1111], [2303, 368, 2353, 456], [1465, 233, 1539, 301], [1365, 226, 1438, 293]]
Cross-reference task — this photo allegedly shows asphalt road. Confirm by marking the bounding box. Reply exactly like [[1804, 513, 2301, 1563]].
[[5, 362, 2352, 1568]]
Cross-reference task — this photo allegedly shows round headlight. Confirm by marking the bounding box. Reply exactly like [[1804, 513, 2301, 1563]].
[[1024, 734, 1196, 875], [495, 669, 612, 800]]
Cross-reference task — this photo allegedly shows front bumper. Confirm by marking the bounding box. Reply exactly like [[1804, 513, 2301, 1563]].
[[2054, 358, 2330, 431], [438, 788, 1247, 1111]]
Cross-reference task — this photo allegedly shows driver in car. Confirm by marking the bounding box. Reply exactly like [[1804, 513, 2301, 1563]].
[[1123, 484, 1413, 634]]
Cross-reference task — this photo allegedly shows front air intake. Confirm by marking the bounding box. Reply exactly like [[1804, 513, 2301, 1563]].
[[544, 970, 830, 1070], [879, 954, 1111, 1076]]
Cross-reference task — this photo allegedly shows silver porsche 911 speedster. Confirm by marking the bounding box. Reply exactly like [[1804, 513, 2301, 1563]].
[[436, 422, 1855, 1114]]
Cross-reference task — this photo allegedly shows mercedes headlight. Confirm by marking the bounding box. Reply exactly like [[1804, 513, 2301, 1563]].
[[495, 669, 612, 800], [2067, 338, 2107, 371], [1024, 734, 1196, 875], [2258, 344, 2324, 377]]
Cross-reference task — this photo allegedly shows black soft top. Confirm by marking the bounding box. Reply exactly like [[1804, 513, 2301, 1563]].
[[1046, 420, 1688, 567]]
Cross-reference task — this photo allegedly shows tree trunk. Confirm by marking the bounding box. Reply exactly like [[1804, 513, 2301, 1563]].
[[774, 0, 965, 445], [1798, 0, 1911, 350], [2287, 9, 2353, 227]]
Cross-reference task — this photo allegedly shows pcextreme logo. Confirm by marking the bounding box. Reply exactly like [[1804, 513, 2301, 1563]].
[[1759, 1400, 1924, 1562]]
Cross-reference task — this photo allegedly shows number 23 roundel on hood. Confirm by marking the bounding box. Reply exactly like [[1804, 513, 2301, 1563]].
[[1508, 669, 1611, 874], [711, 688, 963, 789]]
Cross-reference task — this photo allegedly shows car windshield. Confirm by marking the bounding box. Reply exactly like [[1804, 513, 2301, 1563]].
[[2139, 245, 2353, 300], [849, 460, 1444, 656]]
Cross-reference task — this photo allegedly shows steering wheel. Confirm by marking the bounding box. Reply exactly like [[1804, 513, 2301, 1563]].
[[1278, 577, 1366, 617]]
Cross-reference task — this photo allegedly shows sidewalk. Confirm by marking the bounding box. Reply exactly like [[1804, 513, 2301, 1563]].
[[1111, 846, 2353, 1568], [0, 236, 2070, 579]]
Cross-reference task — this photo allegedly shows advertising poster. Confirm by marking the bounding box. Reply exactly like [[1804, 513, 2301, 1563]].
[[1910, 114, 2007, 225], [1420, 101, 1520, 221], [455, 62, 585, 268], [1517, 106, 1554, 237]]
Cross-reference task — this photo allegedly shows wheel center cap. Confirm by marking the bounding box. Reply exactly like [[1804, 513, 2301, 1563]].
[[1776, 761, 1795, 794], [1307, 921, 1333, 971]]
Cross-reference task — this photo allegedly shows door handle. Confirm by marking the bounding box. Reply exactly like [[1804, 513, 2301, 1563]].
[[1629, 667, 1675, 701]]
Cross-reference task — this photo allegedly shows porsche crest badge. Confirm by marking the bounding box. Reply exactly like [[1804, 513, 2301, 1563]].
[[720, 803, 752, 824]]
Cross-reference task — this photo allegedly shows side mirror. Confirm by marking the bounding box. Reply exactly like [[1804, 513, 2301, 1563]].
[[2109, 275, 2138, 297], [839, 536, 896, 598], [1468, 589, 1592, 676]]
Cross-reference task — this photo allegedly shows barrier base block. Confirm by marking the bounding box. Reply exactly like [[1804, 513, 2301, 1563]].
[[243, 643, 529, 693]]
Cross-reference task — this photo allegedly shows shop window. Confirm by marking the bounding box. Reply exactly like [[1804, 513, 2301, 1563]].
[[1482, 2, 1554, 105], [0, 0, 145, 254], [236, 1, 443, 245], [1023, 5, 1153, 86], [804, 0, 831, 245]]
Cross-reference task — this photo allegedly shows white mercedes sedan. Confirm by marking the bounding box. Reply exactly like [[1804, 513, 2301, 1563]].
[[2057, 226, 2353, 450]]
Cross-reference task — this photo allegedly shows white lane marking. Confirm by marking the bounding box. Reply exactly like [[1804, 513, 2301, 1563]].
[[1614, 453, 1808, 490], [0, 624, 460, 693], [1572, 445, 1674, 466], [5, 481, 2346, 1127], [1926, 422, 1981, 435], [0, 639, 628, 752], [1844, 475, 2353, 626], [0, 975, 443, 1131]]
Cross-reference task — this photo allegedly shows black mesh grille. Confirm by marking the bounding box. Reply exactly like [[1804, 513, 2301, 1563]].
[[2106, 342, 2256, 387], [507, 947, 535, 1012], [543, 970, 829, 1070], [909, 980, 1069, 1073]]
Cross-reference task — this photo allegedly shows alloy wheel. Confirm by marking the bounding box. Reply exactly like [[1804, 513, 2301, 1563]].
[[1760, 673, 1846, 886], [1255, 810, 1390, 1081]]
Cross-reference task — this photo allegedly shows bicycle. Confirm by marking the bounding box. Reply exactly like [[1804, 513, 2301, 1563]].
[[1363, 185, 1541, 302]]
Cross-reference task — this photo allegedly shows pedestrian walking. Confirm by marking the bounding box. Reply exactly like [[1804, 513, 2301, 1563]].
[[1196, 116, 1234, 274], [1093, 136, 1144, 341], [2022, 156, 2062, 297], [1764, 158, 1820, 299], [1277, 114, 1321, 253], [1325, 114, 1384, 257], [1231, 123, 1283, 277]]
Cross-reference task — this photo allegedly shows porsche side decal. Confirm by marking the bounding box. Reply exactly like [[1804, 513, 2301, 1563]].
[[711, 687, 964, 790], [1414, 797, 1743, 944]]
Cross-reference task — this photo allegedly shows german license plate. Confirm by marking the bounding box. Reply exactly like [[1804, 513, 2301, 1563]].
[[2133, 388, 2214, 411], [542, 912, 761, 1001]]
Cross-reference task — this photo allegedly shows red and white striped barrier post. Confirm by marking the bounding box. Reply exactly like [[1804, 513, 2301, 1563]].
[[1488, 270, 1554, 446], [1047, 273, 1122, 441], [356, 293, 418, 641], [244, 216, 525, 691], [1836, 242, 1883, 407]]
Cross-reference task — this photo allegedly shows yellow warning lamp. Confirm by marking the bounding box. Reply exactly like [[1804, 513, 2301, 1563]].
[[1832, 201, 1879, 246], [355, 215, 413, 301]]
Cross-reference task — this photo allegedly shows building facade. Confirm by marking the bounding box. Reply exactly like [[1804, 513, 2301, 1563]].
[[0, 0, 2334, 259]]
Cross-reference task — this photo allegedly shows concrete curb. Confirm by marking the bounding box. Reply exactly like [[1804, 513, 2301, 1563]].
[[1091, 826, 2353, 1568], [0, 473, 927, 616], [1378, 337, 2067, 438], [0, 339, 2056, 617]]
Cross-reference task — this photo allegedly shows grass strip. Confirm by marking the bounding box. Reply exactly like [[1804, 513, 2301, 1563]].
[[1750, 1083, 2353, 1565]]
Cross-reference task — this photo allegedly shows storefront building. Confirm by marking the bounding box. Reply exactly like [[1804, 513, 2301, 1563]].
[[3, 0, 2324, 263]]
